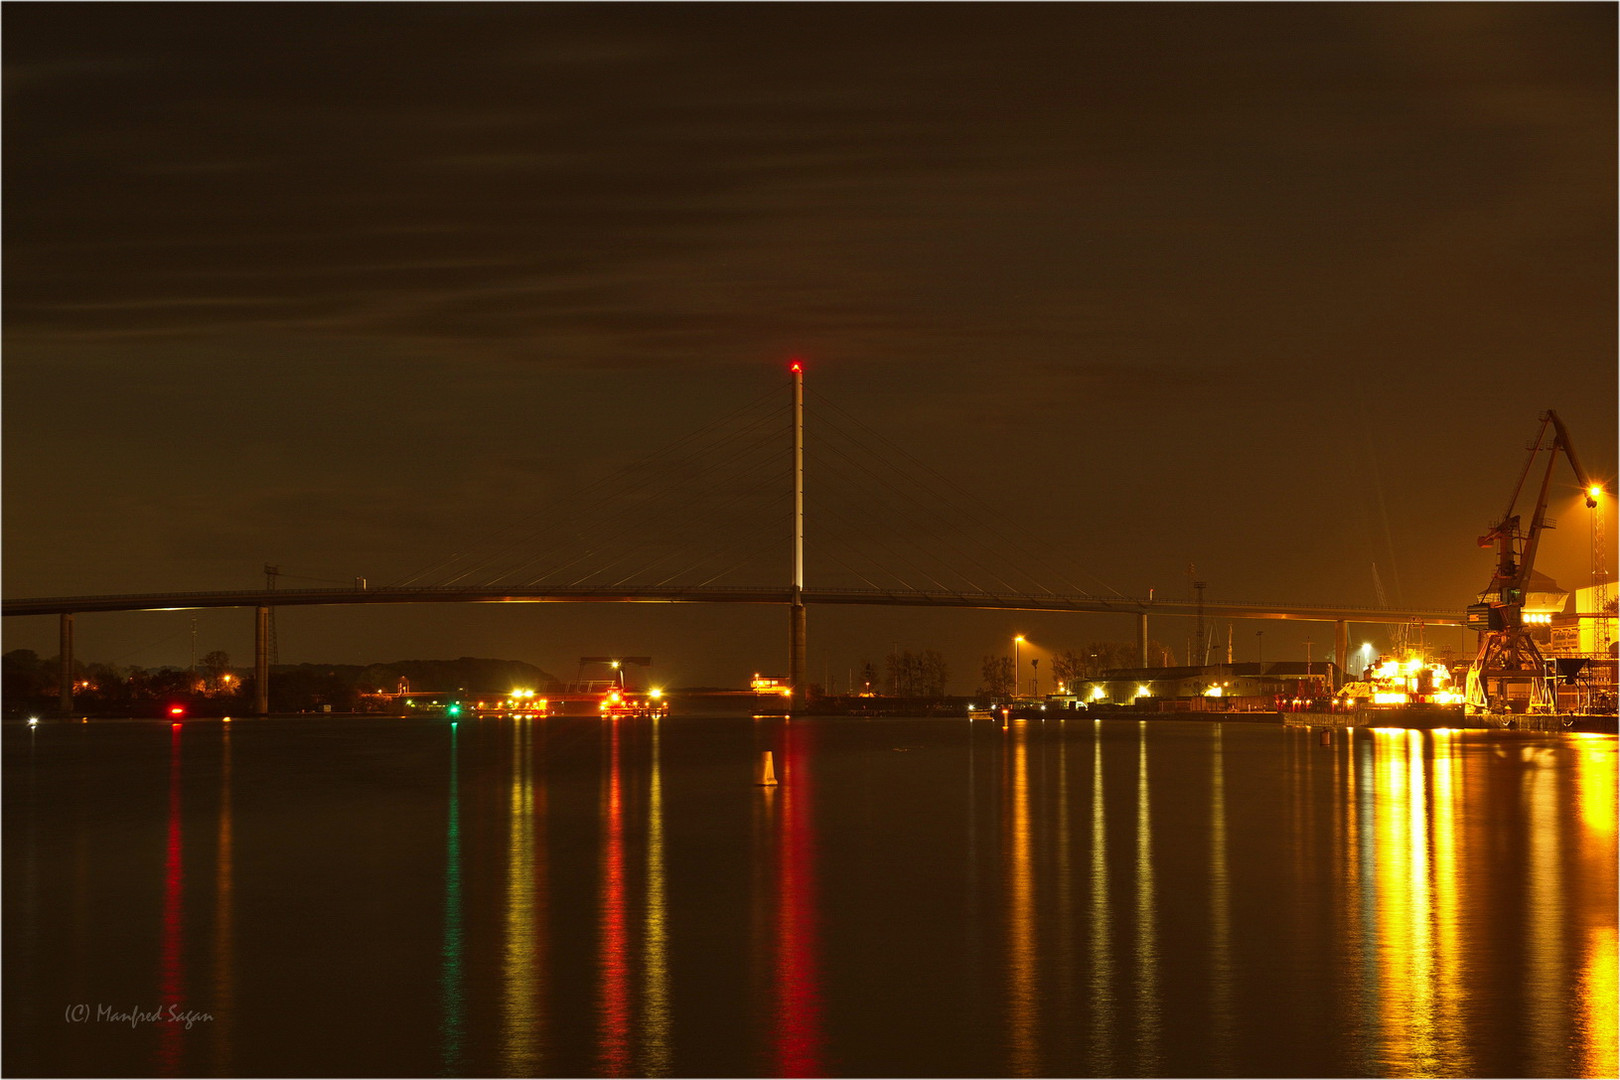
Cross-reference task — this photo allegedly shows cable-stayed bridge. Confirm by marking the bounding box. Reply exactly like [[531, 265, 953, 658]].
[[4, 367, 1461, 713]]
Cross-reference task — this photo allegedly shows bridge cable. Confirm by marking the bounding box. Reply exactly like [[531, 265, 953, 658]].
[[389, 383, 786, 588], [468, 404, 787, 587], [806, 387, 1126, 599], [433, 396, 789, 589]]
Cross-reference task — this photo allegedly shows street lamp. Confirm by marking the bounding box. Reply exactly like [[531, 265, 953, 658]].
[[1591, 484, 1611, 656], [1013, 635, 1025, 699]]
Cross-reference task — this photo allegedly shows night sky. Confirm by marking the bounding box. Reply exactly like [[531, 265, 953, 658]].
[[5, 4, 1615, 689]]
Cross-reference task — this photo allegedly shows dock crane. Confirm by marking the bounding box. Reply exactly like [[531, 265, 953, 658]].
[[1465, 410, 1601, 714]]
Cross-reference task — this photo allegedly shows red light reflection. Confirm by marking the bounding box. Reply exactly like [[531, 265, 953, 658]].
[[775, 724, 823, 1077], [597, 718, 631, 1074], [159, 722, 185, 1074]]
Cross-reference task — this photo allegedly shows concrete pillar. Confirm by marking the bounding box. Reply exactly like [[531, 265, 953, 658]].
[[1137, 612, 1149, 668], [255, 606, 270, 716], [789, 600, 807, 708], [1334, 619, 1348, 689], [58, 613, 74, 714]]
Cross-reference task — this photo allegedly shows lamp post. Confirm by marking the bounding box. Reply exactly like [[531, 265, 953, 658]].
[[1592, 484, 1610, 657], [1013, 635, 1024, 700]]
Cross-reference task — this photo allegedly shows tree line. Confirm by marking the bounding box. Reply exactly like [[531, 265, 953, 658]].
[[2, 649, 558, 715]]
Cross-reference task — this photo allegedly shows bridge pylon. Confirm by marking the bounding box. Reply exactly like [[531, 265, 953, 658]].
[[58, 613, 74, 715], [255, 606, 271, 716], [790, 360, 807, 707]]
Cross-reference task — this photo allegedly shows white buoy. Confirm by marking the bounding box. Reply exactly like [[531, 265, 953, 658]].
[[756, 750, 779, 786]]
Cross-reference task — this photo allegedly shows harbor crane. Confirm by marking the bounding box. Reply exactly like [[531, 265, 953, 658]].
[[1465, 410, 1601, 713]]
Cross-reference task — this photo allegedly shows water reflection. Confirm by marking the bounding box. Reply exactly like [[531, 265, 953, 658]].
[[1087, 720, 1115, 1074], [1526, 734, 1565, 1076], [1133, 722, 1160, 1075], [1430, 730, 1465, 1072], [1004, 722, 1037, 1075], [1343, 729, 1475, 1074], [1583, 925, 1618, 1079], [1368, 730, 1429, 1073], [1576, 740, 1618, 1079], [7, 714, 1616, 1079], [158, 722, 185, 1076], [640, 717, 672, 1076], [504, 718, 546, 1074], [773, 722, 823, 1077], [1054, 734, 1075, 1065], [439, 722, 464, 1076], [597, 718, 630, 1075], [1208, 725, 1233, 1070], [212, 726, 234, 1076]]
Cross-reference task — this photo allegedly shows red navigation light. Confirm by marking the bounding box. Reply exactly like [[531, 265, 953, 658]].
[[168, 705, 186, 718], [789, 359, 803, 374]]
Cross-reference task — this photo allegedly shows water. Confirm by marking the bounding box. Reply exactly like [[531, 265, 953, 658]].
[[5, 714, 1616, 1078]]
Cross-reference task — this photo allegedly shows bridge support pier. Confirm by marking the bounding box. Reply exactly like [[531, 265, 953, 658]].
[[58, 613, 74, 714], [255, 606, 270, 716], [1334, 619, 1348, 689], [789, 599, 807, 709], [1137, 612, 1148, 669]]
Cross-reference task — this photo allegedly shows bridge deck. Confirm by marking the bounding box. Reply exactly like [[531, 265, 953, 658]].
[[1, 585, 1463, 625]]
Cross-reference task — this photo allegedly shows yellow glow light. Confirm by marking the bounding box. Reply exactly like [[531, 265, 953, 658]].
[[1590, 484, 1604, 500]]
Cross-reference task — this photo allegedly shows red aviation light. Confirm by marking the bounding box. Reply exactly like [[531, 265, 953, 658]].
[[789, 359, 803, 374]]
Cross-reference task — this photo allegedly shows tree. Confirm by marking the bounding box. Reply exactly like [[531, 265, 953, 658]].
[[1052, 649, 1086, 689], [980, 654, 1013, 696], [920, 649, 949, 696], [2, 649, 50, 709], [200, 650, 231, 690], [880, 649, 950, 697]]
